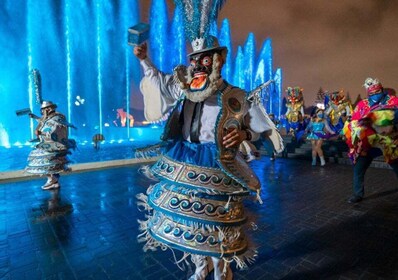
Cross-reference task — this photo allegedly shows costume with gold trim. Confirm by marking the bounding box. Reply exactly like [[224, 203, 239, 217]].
[[285, 86, 305, 136], [324, 90, 353, 135]]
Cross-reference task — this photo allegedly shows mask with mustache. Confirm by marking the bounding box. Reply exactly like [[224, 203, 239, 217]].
[[174, 52, 223, 103]]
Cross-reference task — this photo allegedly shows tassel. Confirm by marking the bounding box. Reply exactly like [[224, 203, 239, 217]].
[[224, 196, 232, 211], [136, 193, 152, 211], [256, 189, 263, 204], [134, 142, 165, 159], [138, 165, 159, 181]]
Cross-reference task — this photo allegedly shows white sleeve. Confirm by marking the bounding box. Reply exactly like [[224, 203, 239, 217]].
[[140, 59, 183, 122], [246, 101, 284, 153]]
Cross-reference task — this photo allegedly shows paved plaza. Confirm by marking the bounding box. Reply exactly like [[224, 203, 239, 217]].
[[0, 157, 397, 279]]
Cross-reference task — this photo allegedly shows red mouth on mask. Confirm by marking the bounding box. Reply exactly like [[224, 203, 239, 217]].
[[190, 72, 208, 91], [367, 84, 383, 95]]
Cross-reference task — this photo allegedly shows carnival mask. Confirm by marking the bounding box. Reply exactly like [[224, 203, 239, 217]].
[[189, 52, 213, 92], [41, 107, 54, 116], [330, 91, 345, 105], [286, 87, 303, 103], [363, 78, 385, 106], [364, 77, 383, 95], [174, 51, 223, 103], [331, 92, 339, 103]]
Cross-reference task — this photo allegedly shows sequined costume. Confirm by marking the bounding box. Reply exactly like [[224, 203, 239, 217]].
[[26, 101, 76, 189], [133, 2, 284, 278], [306, 121, 328, 140], [136, 58, 283, 275], [324, 90, 352, 134], [305, 109, 333, 166], [285, 87, 305, 136]]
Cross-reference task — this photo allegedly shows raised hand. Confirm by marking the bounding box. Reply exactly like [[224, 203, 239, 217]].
[[29, 113, 39, 120], [133, 42, 147, 60]]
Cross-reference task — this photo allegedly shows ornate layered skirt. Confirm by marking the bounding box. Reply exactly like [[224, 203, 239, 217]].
[[26, 148, 70, 175], [25, 115, 74, 175], [137, 141, 257, 267]]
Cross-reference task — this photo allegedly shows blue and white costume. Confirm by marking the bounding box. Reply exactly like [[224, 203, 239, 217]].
[[306, 121, 328, 140], [26, 101, 75, 190], [134, 1, 283, 278], [26, 113, 74, 174], [136, 57, 283, 278]]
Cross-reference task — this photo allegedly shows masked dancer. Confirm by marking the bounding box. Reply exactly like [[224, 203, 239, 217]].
[[344, 78, 398, 203], [26, 101, 76, 190], [133, 1, 283, 279]]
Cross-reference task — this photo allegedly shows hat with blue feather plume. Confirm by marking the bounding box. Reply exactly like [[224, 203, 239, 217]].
[[174, 0, 227, 56]]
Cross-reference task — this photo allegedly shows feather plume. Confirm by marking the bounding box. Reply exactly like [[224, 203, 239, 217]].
[[200, 0, 211, 35], [31, 69, 42, 104], [174, 0, 227, 43], [211, 0, 227, 20]]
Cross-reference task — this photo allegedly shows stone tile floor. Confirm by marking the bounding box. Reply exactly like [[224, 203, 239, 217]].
[[0, 157, 397, 279]]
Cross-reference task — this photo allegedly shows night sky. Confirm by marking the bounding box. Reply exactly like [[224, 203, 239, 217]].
[[141, 0, 398, 105]]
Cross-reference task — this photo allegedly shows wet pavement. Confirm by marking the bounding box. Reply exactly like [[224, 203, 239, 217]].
[[0, 157, 398, 279]]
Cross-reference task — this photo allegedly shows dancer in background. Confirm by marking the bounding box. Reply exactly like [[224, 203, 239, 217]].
[[306, 108, 334, 166], [26, 101, 76, 190], [285, 86, 305, 139], [344, 78, 398, 203], [294, 111, 309, 144], [132, 1, 283, 279], [324, 90, 352, 136]]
